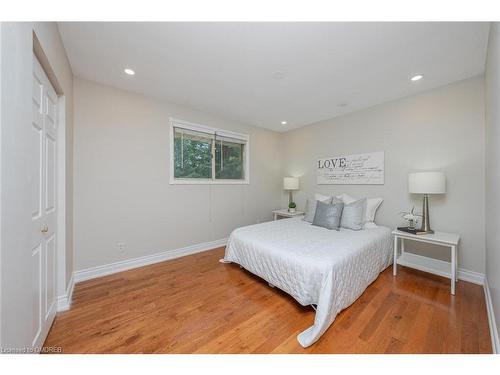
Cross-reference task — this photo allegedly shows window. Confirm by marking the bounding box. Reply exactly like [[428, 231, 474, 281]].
[[173, 127, 213, 179], [170, 119, 249, 184]]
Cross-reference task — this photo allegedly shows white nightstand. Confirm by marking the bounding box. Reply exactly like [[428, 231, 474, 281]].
[[272, 209, 305, 221], [392, 229, 460, 295]]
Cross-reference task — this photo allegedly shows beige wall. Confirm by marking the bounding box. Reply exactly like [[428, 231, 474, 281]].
[[73, 77, 282, 271], [0, 21, 32, 348], [74, 76, 486, 275], [281, 77, 485, 273], [485, 22, 500, 343]]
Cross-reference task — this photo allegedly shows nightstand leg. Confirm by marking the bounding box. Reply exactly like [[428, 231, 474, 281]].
[[451, 245, 456, 295], [393, 236, 398, 276]]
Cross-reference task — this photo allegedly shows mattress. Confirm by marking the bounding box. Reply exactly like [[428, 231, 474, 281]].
[[222, 217, 393, 347]]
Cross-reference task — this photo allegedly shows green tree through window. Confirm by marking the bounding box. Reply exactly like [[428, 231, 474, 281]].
[[172, 124, 248, 182], [174, 130, 212, 179], [215, 139, 244, 179]]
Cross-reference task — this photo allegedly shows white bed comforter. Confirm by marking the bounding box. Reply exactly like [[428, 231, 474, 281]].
[[223, 218, 393, 347]]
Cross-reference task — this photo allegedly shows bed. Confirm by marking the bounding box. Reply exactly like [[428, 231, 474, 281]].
[[222, 217, 393, 347]]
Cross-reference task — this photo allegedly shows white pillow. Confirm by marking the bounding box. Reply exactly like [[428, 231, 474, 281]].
[[315, 193, 332, 202], [365, 197, 383, 222], [336, 193, 383, 223], [363, 222, 379, 229], [303, 194, 333, 223], [336, 193, 356, 204]]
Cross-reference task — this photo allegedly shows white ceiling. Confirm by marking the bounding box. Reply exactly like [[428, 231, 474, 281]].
[[59, 22, 490, 132]]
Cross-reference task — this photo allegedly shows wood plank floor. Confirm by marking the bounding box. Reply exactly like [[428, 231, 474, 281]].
[[43, 247, 492, 353]]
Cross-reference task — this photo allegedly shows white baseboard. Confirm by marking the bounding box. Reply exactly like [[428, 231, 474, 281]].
[[484, 277, 500, 354], [56, 274, 74, 312], [73, 238, 228, 283], [397, 251, 485, 285]]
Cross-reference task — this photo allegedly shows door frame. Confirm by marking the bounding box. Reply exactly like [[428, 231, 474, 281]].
[[33, 33, 69, 314]]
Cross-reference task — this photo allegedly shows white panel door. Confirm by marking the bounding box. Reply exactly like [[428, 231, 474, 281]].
[[31, 55, 57, 349]]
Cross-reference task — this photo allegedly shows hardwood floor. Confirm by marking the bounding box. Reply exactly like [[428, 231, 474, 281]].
[[43, 247, 492, 353]]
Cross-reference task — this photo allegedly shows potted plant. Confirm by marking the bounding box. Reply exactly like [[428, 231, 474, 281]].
[[288, 201, 297, 213], [399, 207, 422, 229]]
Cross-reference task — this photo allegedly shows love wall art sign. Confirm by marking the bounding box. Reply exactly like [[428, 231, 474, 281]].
[[317, 151, 384, 185]]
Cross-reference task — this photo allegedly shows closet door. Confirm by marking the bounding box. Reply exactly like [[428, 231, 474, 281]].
[[31, 55, 58, 349]]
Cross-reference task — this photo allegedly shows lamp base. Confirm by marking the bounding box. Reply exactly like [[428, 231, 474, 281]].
[[418, 230, 434, 235], [419, 194, 434, 234]]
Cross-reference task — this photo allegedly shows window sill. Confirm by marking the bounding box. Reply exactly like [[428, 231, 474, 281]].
[[169, 178, 250, 185]]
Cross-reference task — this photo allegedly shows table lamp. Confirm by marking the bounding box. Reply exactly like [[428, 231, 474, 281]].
[[283, 177, 299, 207], [408, 172, 446, 234]]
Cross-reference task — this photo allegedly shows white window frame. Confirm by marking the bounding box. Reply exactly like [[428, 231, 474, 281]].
[[169, 118, 250, 185]]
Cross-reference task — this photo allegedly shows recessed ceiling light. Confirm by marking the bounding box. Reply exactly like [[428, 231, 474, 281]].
[[124, 68, 135, 76], [281, 121, 287, 125], [411, 74, 423, 82]]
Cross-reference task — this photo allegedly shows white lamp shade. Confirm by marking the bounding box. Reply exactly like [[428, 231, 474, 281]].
[[408, 172, 446, 194], [283, 177, 299, 191]]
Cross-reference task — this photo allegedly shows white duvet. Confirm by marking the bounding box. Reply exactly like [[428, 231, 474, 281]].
[[222, 217, 393, 347]]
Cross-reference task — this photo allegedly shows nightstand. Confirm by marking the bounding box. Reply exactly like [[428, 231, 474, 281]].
[[392, 229, 460, 295], [272, 209, 305, 221]]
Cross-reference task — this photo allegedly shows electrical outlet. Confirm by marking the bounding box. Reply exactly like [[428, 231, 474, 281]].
[[117, 242, 126, 253]]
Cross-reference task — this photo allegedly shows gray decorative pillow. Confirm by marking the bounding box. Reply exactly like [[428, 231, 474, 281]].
[[340, 198, 367, 230], [312, 200, 344, 230], [303, 196, 332, 223]]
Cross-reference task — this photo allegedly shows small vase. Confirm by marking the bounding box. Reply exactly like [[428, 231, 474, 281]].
[[408, 220, 415, 229], [288, 208, 296, 213]]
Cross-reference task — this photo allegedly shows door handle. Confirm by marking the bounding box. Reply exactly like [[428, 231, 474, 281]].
[[41, 226, 48, 233]]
